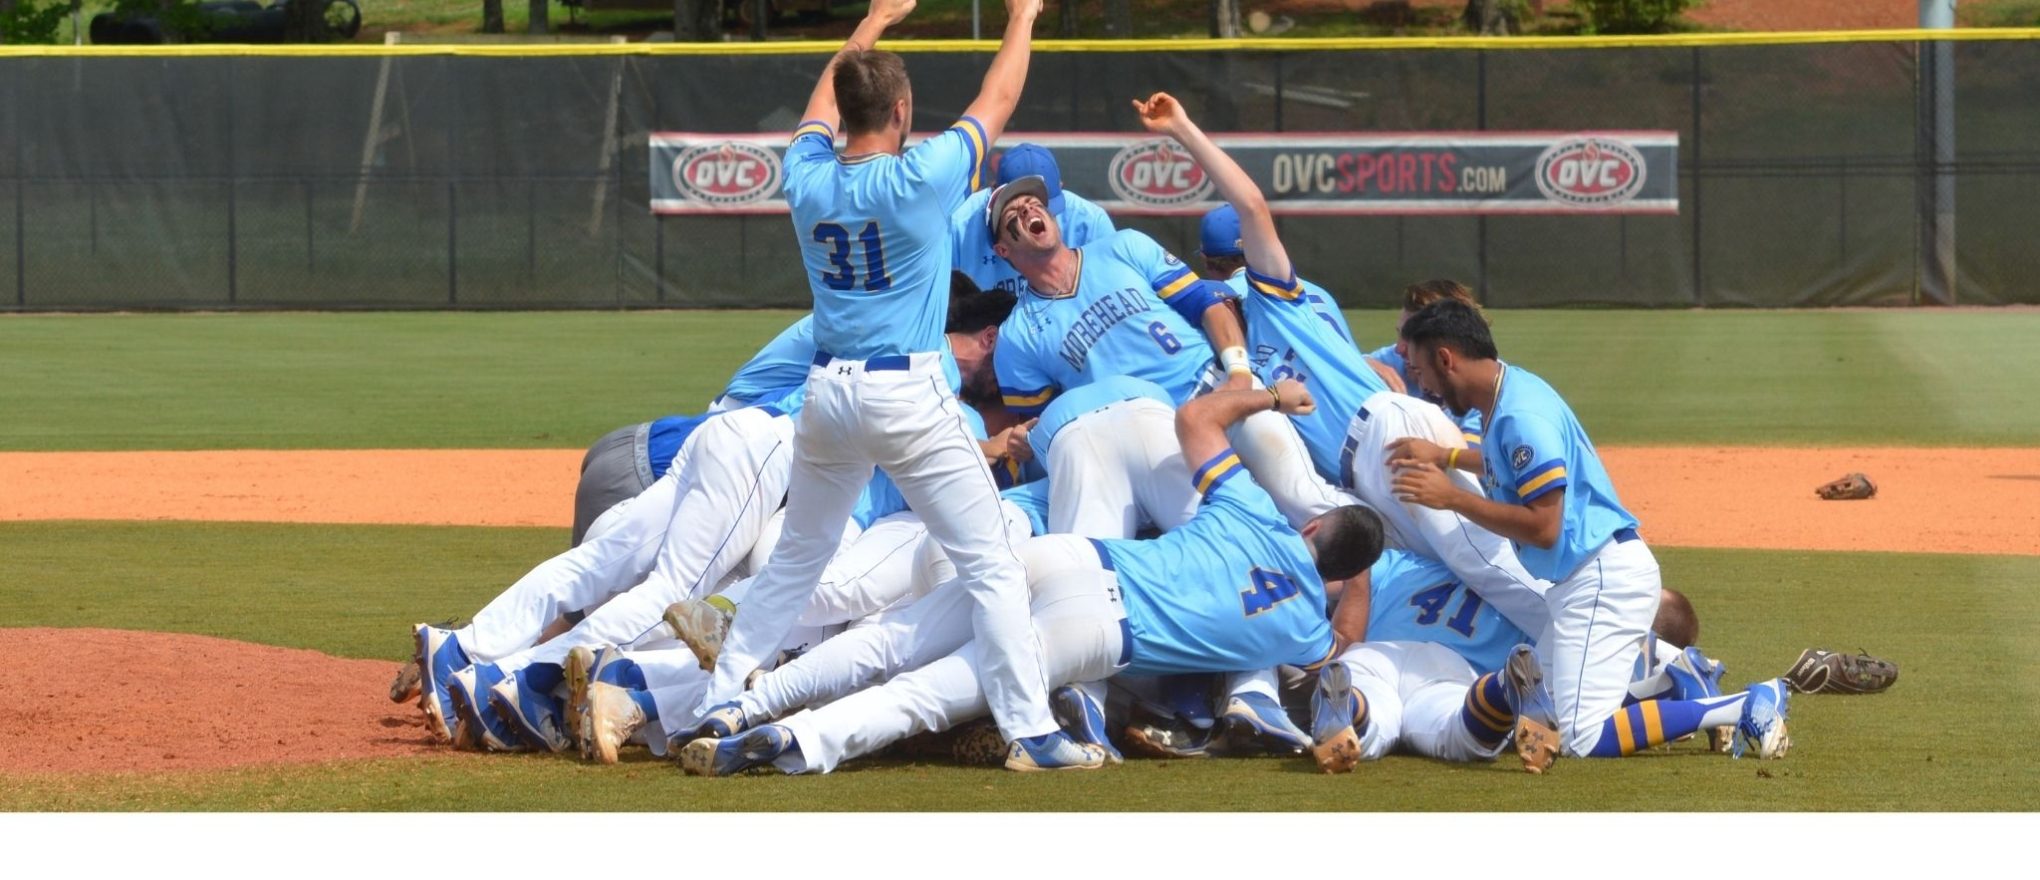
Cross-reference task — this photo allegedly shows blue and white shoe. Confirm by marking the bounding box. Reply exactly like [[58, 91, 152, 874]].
[[1666, 646, 1735, 752], [679, 724, 795, 777], [414, 624, 469, 743], [1503, 645, 1561, 774], [1309, 662, 1364, 774], [1221, 691, 1311, 755], [1004, 731, 1108, 772], [696, 700, 752, 740], [490, 667, 569, 753], [1051, 685, 1123, 765], [447, 663, 526, 752], [1735, 679, 1792, 760]]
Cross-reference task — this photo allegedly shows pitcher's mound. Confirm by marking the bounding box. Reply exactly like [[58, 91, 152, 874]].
[[0, 628, 441, 775]]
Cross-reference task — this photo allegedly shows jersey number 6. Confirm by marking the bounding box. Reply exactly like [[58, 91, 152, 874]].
[[813, 221, 893, 292]]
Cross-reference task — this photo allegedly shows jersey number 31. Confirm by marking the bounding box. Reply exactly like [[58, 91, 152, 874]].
[[814, 222, 893, 292]]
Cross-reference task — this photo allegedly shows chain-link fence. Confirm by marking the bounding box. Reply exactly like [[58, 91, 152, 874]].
[[2, 35, 2034, 311]]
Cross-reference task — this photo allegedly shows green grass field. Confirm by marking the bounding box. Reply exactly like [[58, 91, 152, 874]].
[[3, 308, 2039, 811]]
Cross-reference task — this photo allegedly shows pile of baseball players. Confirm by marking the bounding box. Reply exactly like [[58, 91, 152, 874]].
[[396, 0, 1794, 777]]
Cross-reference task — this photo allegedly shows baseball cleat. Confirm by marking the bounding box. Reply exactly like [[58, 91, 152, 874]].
[[1122, 715, 1213, 759], [447, 664, 526, 752], [414, 624, 470, 743], [679, 724, 795, 777], [1309, 662, 1363, 775], [389, 659, 421, 704], [1503, 645, 1560, 774], [1664, 646, 1735, 752], [490, 667, 569, 753], [584, 681, 648, 765], [696, 700, 752, 740], [1221, 691, 1311, 755], [1004, 731, 1108, 772], [563, 646, 599, 755], [664, 598, 733, 672], [1734, 678, 1792, 760], [1051, 685, 1123, 765]]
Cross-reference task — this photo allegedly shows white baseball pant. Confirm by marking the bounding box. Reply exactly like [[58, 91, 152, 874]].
[[1538, 537, 1663, 756], [702, 354, 1056, 741], [1338, 391, 1552, 637], [766, 535, 1129, 774], [448, 407, 790, 663], [482, 406, 795, 675], [1045, 398, 1200, 537], [1333, 640, 1509, 763]]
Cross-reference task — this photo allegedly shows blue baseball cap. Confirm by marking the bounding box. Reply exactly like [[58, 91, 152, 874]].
[[1199, 204, 1243, 258], [995, 143, 1065, 216]]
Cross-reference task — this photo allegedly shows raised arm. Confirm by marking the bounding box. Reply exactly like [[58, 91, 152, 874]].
[[1175, 379, 1315, 474], [1134, 91, 1293, 282], [800, 0, 918, 129], [961, 0, 1044, 143]]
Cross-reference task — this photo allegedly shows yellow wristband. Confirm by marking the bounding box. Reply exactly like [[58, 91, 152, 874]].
[[1447, 448, 1462, 470]]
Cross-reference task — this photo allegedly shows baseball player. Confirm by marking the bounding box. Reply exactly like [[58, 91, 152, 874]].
[[1390, 298, 1791, 767], [694, 1, 1108, 773], [674, 381, 1388, 775], [1374, 280, 1490, 474], [952, 142, 1116, 298]]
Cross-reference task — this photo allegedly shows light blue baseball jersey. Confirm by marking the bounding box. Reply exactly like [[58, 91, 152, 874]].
[[1025, 375, 1175, 464], [1480, 363, 1640, 582], [1363, 549, 1528, 675], [1099, 447, 1335, 676], [951, 189, 1116, 297], [784, 117, 988, 359], [1229, 266, 1388, 481], [995, 230, 1230, 417], [1366, 343, 1485, 439], [722, 316, 817, 406]]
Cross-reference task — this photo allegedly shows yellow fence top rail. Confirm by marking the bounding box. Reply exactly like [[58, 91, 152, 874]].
[[4, 28, 2040, 57]]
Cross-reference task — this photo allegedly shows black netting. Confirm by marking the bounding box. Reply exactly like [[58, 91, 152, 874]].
[[3, 40, 2035, 311]]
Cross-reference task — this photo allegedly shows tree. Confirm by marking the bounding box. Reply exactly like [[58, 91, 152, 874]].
[[675, 0, 720, 41]]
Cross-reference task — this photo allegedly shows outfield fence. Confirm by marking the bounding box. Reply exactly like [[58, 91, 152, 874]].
[[2, 31, 2036, 311]]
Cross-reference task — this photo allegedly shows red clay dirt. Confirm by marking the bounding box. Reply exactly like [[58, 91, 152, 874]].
[[0, 628, 439, 775]]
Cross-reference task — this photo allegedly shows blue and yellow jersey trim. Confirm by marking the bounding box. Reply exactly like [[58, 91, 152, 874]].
[[1000, 385, 1057, 416], [952, 116, 989, 192], [1243, 266, 1304, 301], [1152, 265, 1200, 302], [1299, 641, 1339, 672], [791, 120, 834, 147], [1516, 458, 1569, 502], [1191, 448, 1245, 499], [1463, 432, 1483, 448]]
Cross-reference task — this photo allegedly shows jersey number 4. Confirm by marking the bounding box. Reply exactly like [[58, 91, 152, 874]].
[[1240, 567, 1301, 617], [813, 221, 892, 292], [1409, 582, 1483, 637]]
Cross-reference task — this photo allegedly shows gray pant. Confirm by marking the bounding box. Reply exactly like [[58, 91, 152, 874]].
[[572, 422, 654, 547]]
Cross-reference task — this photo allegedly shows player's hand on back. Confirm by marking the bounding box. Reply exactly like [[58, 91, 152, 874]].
[[1365, 357, 1407, 395], [1385, 436, 1447, 472], [1272, 378, 1314, 416], [868, 0, 917, 26], [1130, 92, 1191, 137], [1390, 460, 1458, 510]]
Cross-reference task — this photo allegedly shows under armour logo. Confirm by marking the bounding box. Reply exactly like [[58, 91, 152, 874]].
[[838, 366, 853, 375]]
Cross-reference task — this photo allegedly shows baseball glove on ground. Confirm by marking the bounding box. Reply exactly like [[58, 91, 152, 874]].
[[1815, 472, 1876, 500], [1783, 648, 1898, 694]]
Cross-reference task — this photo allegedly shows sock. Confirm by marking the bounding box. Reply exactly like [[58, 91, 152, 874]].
[[1586, 694, 1747, 757], [629, 689, 660, 722], [595, 657, 648, 691], [1349, 689, 1372, 736], [1627, 670, 1677, 705], [1460, 673, 1515, 747]]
